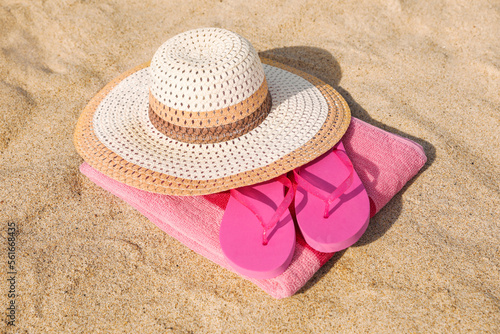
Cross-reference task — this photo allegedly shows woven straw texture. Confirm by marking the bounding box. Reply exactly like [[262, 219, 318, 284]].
[[74, 58, 350, 195], [148, 79, 269, 128], [149, 28, 265, 112], [148, 91, 272, 144]]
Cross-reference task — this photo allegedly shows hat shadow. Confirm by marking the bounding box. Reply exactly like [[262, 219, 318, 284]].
[[259, 46, 435, 293]]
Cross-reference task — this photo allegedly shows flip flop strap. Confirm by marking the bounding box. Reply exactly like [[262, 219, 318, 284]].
[[230, 175, 294, 245], [293, 148, 354, 219]]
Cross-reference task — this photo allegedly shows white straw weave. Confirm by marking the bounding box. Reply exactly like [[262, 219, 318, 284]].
[[149, 28, 264, 112], [93, 64, 328, 180]]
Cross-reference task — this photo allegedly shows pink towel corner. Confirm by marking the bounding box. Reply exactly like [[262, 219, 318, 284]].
[[79, 117, 427, 299]]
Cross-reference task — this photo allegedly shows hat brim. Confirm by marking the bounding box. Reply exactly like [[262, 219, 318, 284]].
[[74, 58, 351, 195]]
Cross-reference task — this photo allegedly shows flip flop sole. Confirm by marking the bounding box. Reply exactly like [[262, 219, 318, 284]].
[[220, 179, 296, 279], [295, 142, 370, 253]]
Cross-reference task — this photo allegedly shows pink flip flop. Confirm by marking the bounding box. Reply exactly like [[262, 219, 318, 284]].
[[293, 141, 370, 253], [219, 175, 296, 279]]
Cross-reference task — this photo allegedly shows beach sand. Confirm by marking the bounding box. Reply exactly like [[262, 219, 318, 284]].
[[1, 0, 499, 332]]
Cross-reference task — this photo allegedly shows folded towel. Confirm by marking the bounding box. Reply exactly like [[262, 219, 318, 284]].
[[80, 117, 427, 299]]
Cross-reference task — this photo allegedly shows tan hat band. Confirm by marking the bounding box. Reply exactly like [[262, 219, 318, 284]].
[[149, 91, 272, 144], [148, 79, 269, 128]]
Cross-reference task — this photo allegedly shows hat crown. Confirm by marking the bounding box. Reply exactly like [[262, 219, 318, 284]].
[[149, 28, 265, 112], [147, 28, 272, 144]]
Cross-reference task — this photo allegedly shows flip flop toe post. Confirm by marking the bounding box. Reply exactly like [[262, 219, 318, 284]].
[[294, 142, 370, 253], [219, 176, 296, 279]]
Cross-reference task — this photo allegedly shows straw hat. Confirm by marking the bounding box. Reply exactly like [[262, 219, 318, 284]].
[[74, 28, 351, 195]]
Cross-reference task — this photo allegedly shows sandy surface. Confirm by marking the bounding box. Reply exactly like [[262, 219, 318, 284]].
[[1, 0, 499, 332]]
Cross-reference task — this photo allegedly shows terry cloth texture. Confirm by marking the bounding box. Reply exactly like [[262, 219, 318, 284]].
[[79, 117, 427, 299]]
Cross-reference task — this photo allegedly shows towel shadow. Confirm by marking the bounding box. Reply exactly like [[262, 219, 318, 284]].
[[260, 47, 435, 289], [297, 249, 347, 295]]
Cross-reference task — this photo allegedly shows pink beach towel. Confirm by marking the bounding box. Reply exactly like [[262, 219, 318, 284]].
[[80, 118, 427, 299]]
